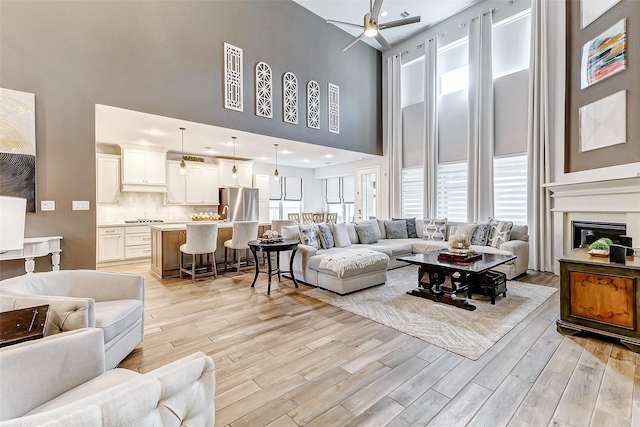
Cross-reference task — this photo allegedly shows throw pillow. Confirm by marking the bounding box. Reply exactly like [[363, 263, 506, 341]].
[[471, 222, 491, 246], [423, 218, 447, 241], [331, 223, 351, 248], [385, 220, 408, 239], [299, 224, 320, 249], [392, 217, 418, 238], [510, 224, 529, 242], [346, 223, 359, 244], [354, 223, 378, 244], [358, 219, 382, 240], [449, 223, 477, 240], [317, 223, 335, 249], [488, 217, 514, 248]]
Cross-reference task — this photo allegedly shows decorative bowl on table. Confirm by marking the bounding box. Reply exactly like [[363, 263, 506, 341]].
[[588, 249, 609, 257], [259, 237, 284, 244]]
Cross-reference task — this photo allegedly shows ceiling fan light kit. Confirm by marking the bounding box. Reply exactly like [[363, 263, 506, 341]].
[[328, 0, 421, 51]]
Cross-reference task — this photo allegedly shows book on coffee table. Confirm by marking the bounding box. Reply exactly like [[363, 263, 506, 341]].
[[437, 250, 482, 263]]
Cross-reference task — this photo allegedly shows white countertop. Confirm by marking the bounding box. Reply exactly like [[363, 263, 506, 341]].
[[148, 221, 272, 231]]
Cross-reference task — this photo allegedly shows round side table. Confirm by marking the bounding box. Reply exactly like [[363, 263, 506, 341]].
[[248, 239, 299, 295]]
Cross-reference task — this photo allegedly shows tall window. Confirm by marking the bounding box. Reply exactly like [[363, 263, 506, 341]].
[[269, 176, 302, 220], [401, 168, 423, 217], [436, 162, 467, 222], [324, 176, 354, 223], [493, 155, 527, 224]]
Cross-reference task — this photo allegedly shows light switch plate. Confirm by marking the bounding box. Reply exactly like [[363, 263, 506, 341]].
[[72, 201, 90, 211], [41, 201, 55, 211]]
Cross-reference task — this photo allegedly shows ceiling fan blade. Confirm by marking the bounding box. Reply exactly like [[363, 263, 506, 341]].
[[379, 16, 421, 30], [374, 33, 392, 51], [327, 19, 364, 30], [371, 0, 384, 22], [342, 33, 366, 51]]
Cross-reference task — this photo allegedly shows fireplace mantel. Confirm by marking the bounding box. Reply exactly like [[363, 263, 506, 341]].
[[546, 176, 640, 274]]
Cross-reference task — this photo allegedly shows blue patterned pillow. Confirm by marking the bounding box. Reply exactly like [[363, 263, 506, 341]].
[[317, 223, 335, 249], [354, 223, 378, 244], [299, 224, 320, 249], [385, 220, 408, 239], [471, 222, 491, 246], [392, 217, 417, 238]]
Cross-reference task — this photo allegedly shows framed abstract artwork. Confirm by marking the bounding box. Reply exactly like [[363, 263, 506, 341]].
[[0, 88, 36, 212], [581, 0, 621, 28], [579, 90, 626, 152], [581, 19, 627, 89]]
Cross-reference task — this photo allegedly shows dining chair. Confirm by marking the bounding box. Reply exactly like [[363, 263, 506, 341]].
[[326, 213, 338, 224], [288, 213, 300, 224], [301, 213, 314, 224], [180, 222, 218, 282], [313, 213, 326, 223], [224, 221, 259, 273]]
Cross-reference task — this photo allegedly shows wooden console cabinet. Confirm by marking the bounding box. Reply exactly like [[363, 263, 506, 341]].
[[557, 247, 640, 352]]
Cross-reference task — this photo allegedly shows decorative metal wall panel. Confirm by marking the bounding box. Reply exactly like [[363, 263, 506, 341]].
[[283, 72, 298, 124], [255, 62, 272, 118], [307, 80, 320, 129], [328, 83, 340, 134], [224, 42, 243, 112]]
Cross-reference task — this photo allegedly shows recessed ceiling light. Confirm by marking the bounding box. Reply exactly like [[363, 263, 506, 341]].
[[138, 140, 151, 146], [145, 129, 164, 136], [302, 159, 310, 163], [260, 156, 267, 160], [281, 150, 291, 154], [225, 141, 234, 146], [380, 11, 388, 17], [324, 154, 334, 158], [207, 149, 216, 154]]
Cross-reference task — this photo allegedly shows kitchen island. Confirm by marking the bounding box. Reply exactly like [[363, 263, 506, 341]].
[[150, 222, 272, 279]]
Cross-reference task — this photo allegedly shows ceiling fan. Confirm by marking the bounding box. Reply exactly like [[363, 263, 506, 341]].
[[327, 0, 421, 51]]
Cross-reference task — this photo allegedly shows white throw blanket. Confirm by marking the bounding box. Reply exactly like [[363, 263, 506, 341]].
[[318, 248, 388, 277]]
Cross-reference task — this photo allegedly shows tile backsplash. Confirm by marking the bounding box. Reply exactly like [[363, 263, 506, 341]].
[[97, 192, 218, 224]]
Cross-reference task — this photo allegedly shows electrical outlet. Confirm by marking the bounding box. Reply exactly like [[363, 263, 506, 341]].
[[72, 201, 90, 211], [41, 201, 55, 211]]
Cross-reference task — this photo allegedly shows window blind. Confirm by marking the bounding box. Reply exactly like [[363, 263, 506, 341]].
[[269, 178, 282, 200], [494, 69, 529, 156], [493, 155, 527, 224], [342, 175, 354, 204], [401, 167, 424, 218], [283, 177, 303, 201], [436, 162, 467, 222], [326, 177, 341, 204], [402, 102, 425, 168]]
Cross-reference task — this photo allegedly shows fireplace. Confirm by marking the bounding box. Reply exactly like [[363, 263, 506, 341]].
[[572, 221, 627, 248]]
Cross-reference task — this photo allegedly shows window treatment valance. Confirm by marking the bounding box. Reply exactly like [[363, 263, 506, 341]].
[[283, 176, 303, 201]]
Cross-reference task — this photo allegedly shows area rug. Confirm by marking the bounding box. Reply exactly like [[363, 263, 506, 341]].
[[303, 266, 557, 360]]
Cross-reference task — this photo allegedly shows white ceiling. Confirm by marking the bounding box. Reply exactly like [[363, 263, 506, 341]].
[[95, 105, 379, 169], [293, 0, 481, 51]]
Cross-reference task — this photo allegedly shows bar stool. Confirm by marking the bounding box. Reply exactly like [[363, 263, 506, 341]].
[[224, 221, 259, 273], [180, 223, 218, 283]]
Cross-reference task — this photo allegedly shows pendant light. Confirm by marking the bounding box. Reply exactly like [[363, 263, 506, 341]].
[[231, 136, 237, 179], [179, 127, 187, 175], [273, 143, 279, 181]]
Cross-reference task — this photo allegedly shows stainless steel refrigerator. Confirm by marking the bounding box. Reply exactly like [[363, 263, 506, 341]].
[[219, 187, 259, 222]]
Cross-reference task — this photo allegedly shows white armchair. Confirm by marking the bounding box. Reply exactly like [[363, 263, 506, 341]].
[[0, 269, 144, 370], [0, 328, 215, 426]]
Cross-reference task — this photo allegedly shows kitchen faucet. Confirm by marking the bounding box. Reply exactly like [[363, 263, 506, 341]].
[[221, 205, 229, 221]]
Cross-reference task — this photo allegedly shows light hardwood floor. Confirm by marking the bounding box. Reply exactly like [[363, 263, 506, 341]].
[[104, 262, 640, 427]]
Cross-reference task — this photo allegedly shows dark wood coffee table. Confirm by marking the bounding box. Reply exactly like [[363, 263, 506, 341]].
[[398, 251, 516, 311], [0, 305, 49, 347], [248, 239, 299, 295]]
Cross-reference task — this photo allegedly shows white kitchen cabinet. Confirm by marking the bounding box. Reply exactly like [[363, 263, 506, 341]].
[[167, 161, 219, 205], [254, 173, 270, 223], [166, 162, 186, 204], [98, 227, 124, 262], [121, 147, 167, 191], [218, 159, 252, 188], [125, 226, 151, 260], [96, 155, 120, 204]]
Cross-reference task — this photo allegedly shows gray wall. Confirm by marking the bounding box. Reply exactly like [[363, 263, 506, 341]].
[[0, 0, 382, 278], [566, 0, 640, 172]]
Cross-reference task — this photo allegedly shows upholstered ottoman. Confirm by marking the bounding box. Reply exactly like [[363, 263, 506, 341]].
[[306, 248, 389, 295]]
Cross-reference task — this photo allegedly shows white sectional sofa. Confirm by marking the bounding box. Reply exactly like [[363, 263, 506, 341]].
[[0, 328, 215, 426], [282, 218, 529, 295]]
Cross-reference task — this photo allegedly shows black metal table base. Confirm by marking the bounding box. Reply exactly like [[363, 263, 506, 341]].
[[406, 265, 477, 311], [248, 240, 299, 295]]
